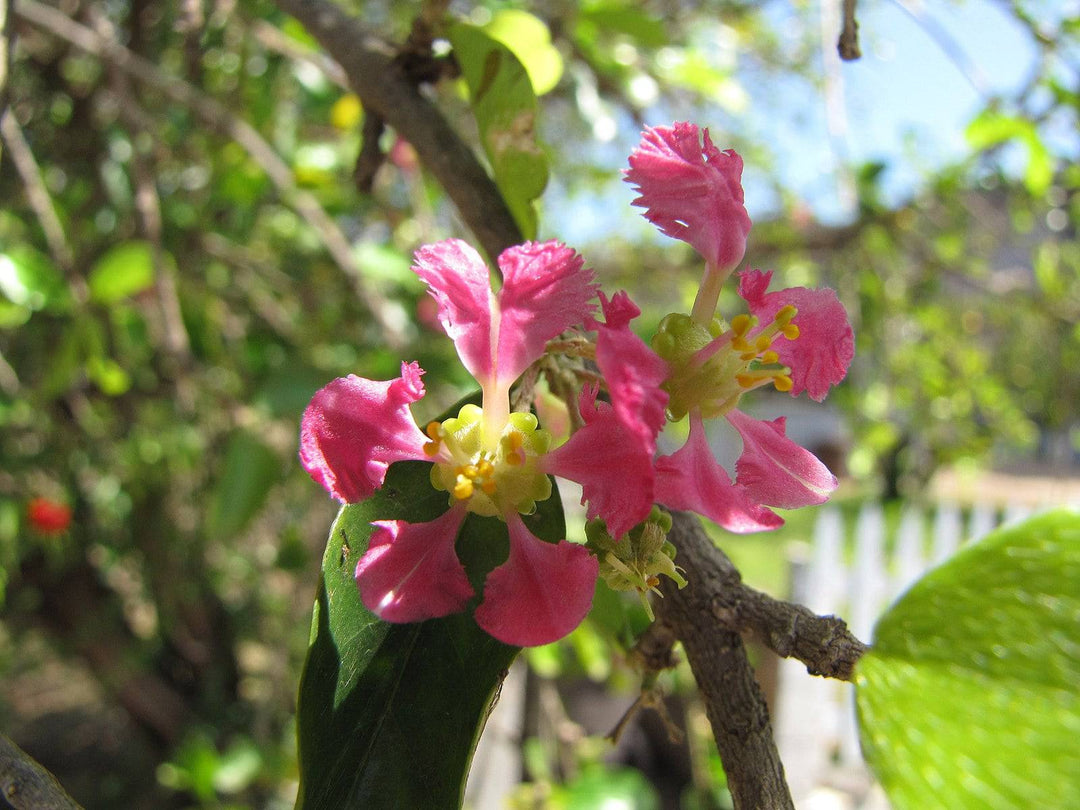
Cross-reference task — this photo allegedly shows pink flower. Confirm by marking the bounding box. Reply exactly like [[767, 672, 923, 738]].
[[625, 122, 752, 323], [300, 239, 662, 646], [650, 271, 854, 531]]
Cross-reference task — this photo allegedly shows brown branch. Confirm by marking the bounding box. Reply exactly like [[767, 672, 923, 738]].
[[0, 734, 83, 810], [838, 0, 861, 61], [272, 0, 522, 263], [654, 513, 794, 809]]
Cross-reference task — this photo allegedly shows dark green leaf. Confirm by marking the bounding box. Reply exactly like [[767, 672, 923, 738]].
[[206, 430, 281, 540], [295, 452, 565, 809], [856, 510, 1080, 809]]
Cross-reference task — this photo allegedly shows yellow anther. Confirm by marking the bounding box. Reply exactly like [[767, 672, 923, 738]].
[[761, 350, 780, 364], [755, 334, 773, 352], [646, 575, 661, 589], [423, 421, 443, 456], [732, 337, 752, 352], [736, 373, 758, 389], [477, 459, 494, 477], [782, 324, 800, 340], [740, 351, 759, 361], [774, 375, 794, 392], [775, 305, 798, 326], [481, 479, 497, 495], [731, 314, 753, 335], [453, 476, 474, 500]]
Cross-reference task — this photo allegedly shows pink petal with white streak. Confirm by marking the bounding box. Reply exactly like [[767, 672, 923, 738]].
[[496, 241, 597, 385], [542, 387, 655, 539], [412, 239, 497, 387], [738, 270, 854, 402], [727, 409, 837, 509], [299, 362, 429, 503], [625, 122, 751, 271], [654, 412, 783, 533], [474, 514, 598, 647], [356, 506, 473, 623]]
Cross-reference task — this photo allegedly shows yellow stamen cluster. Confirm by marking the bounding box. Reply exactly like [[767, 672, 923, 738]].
[[426, 405, 553, 518], [651, 304, 801, 420], [452, 459, 497, 500]]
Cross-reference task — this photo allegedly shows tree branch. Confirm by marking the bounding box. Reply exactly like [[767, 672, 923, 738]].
[[272, 0, 522, 262], [655, 514, 795, 810], [0, 734, 83, 810]]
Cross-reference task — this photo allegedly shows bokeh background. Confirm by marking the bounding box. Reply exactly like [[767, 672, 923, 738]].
[[1, 1, 1077, 807]]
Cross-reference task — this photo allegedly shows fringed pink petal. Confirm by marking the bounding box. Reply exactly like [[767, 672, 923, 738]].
[[738, 270, 854, 402], [543, 386, 655, 539], [412, 239, 497, 386], [495, 241, 598, 386], [355, 506, 473, 623], [591, 291, 668, 453], [475, 514, 598, 647], [727, 409, 837, 509], [299, 362, 429, 503], [625, 122, 751, 272], [654, 412, 783, 533]]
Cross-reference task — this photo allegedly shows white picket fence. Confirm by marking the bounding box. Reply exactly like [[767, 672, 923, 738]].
[[773, 499, 1056, 809]]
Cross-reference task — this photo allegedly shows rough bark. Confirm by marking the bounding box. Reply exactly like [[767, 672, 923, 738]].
[[0, 734, 83, 810]]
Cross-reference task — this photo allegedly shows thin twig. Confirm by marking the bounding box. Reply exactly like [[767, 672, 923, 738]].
[[15, 0, 406, 346], [0, 108, 77, 277], [838, 0, 861, 60]]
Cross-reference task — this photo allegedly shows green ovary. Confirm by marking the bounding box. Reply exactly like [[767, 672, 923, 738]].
[[427, 404, 553, 518], [650, 308, 797, 421]]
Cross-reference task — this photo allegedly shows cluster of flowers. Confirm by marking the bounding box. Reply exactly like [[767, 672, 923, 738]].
[[300, 122, 854, 647]]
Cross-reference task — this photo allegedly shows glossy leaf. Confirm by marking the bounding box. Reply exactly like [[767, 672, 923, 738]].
[[295, 456, 566, 809], [856, 510, 1080, 809], [448, 23, 549, 241]]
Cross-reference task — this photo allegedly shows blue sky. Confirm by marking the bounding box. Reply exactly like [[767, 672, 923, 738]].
[[544, 0, 1059, 244]]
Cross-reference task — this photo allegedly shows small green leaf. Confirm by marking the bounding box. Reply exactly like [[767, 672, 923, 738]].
[[0, 245, 69, 312], [856, 510, 1080, 809], [87, 241, 162, 303], [448, 24, 549, 241], [295, 452, 566, 809], [206, 430, 280, 540]]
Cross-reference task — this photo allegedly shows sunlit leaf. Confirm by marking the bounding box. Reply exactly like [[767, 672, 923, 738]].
[[0, 245, 68, 312], [87, 241, 161, 304], [856, 510, 1080, 809], [448, 23, 549, 241], [483, 10, 564, 96]]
